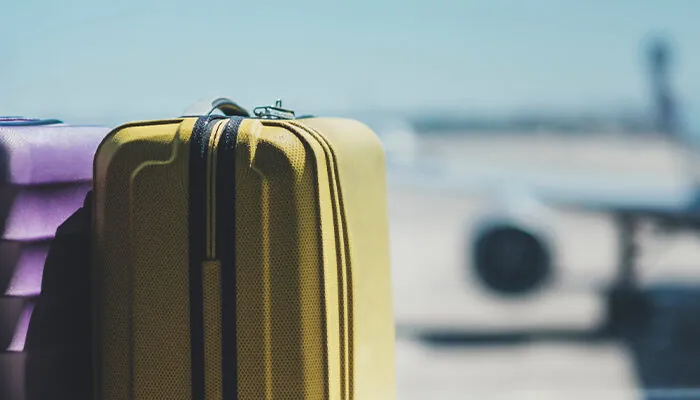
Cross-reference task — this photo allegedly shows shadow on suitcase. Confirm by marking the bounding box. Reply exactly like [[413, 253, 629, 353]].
[[23, 191, 93, 400]]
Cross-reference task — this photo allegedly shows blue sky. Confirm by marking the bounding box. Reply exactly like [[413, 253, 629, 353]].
[[1, 0, 699, 127]]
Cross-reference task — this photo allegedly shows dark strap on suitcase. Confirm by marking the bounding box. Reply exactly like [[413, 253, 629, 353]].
[[189, 116, 240, 400], [218, 118, 240, 400]]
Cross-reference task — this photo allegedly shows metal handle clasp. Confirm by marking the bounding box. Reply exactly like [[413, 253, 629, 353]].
[[253, 99, 296, 120]]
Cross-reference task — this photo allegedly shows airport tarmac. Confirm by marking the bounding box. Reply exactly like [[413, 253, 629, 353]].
[[388, 133, 700, 399]]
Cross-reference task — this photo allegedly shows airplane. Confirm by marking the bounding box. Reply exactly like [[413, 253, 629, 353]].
[[366, 37, 700, 302]]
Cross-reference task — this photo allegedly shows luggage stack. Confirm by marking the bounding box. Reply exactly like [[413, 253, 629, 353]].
[[0, 117, 109, 400], [0, 99, 398, 399]]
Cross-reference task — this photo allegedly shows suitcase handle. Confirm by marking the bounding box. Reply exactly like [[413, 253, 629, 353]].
[[182, 97, 250, 118]]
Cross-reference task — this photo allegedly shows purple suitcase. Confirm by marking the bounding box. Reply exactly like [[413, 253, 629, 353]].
[[0, 116, 108, 297], [0, 117, 109, 241], [0, 241, 50, 297], [0, 117, 109, 400], [0, 297, 33, 352], [1, 183, 93, 241]]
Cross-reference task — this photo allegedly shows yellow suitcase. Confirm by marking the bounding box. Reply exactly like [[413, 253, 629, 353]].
[[92, 98, 396, 400]]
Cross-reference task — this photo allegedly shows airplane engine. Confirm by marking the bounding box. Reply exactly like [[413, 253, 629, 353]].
[[468, 193, 558, 296]]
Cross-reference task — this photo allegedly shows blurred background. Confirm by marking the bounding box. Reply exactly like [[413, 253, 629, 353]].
[[4, 0, 700, 398]]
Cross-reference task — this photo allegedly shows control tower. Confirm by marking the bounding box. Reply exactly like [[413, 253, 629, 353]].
[[648, 37, 677, 138]]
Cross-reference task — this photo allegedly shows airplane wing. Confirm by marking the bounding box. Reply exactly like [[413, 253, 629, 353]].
[[365, 115, 700, 219], [385, 152, 698, 216]]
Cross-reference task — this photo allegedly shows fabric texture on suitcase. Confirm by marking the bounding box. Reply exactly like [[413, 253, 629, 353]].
[[93, 111, 395, 400]]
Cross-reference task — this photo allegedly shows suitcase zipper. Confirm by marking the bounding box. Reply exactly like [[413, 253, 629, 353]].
[[202, 119, 228, 400], [190, 116, 240, 400]]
